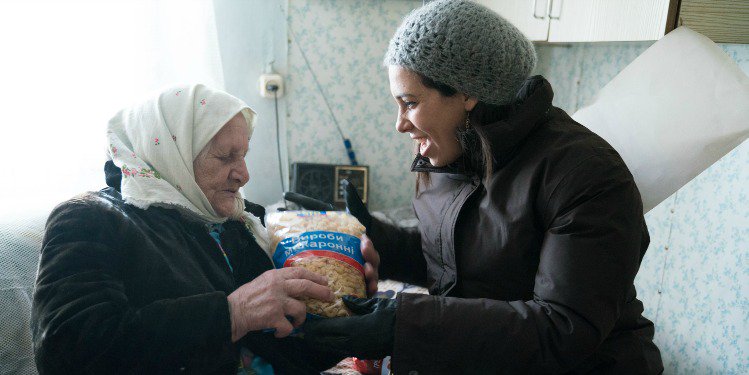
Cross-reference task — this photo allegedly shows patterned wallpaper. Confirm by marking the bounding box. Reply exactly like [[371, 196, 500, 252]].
[[642, 146, 748, 374], [286, 0, 422, 211], [535, 42, 749, 114], [286, 1, 748, 372]]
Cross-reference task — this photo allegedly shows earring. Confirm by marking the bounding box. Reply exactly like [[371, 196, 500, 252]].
[[465, 112, 471, 130]]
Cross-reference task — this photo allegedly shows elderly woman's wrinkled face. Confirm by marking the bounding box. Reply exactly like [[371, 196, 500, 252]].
[[388, 66, 477, 167], [194, 113, 250, 217]]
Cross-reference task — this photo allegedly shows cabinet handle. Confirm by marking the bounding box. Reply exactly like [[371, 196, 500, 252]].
[[549, 0, 562, 20], [532, 0, 548, 19]]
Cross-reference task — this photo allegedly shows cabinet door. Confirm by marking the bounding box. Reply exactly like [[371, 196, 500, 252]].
[[474, 0, 551, 41], [547, 0, 671, 42]]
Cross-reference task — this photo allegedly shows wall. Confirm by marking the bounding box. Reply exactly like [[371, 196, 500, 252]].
[[535, 42, 749, 374], [286, 0, 422, 211], [213, 0, 290, 206]]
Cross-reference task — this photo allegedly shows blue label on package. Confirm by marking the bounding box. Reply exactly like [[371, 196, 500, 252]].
[[273, 230, 364, 273]]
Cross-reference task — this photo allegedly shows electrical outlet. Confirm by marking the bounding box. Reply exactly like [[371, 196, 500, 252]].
[[259, 74, 284, 98]]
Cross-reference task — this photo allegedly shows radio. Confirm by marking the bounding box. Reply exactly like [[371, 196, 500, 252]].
[[290, 162, 369, 209]]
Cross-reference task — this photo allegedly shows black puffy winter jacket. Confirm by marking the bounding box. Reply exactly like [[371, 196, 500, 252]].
[[369, 77, 663, 374], [31, 183, 340, 374]]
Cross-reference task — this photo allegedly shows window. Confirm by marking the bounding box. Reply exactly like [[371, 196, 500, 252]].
[[0, 0, 225, 217]]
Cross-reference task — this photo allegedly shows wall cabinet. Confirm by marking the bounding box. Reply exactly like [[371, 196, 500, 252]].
[[475, 0, 675, 42], [678, 0, 749, 44], [472, 0, 551, 41]]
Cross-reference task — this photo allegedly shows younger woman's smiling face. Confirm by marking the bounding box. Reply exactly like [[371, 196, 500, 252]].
[[388, 65, 477, 167]]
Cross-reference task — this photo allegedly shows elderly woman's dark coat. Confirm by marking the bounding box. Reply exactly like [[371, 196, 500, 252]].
[[369, 77, 663, 374], [31, 171, 340, 374]]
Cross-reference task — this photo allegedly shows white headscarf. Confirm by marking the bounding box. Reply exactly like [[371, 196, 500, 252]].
[[106, 84, 269, 251]]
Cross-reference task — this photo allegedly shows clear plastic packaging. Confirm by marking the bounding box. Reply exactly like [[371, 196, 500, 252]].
[[266, 211, 366, 317]]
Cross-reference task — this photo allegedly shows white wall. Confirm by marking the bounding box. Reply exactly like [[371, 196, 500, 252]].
[[213, 0, 290, 206]]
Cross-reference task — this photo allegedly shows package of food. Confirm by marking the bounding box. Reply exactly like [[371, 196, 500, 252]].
[[266, 211, 366, 317]]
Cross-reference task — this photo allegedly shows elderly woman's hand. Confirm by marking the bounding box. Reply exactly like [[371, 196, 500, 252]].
[[227, 267, 334, 341]]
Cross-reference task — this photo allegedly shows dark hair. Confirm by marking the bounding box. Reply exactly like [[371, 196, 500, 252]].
[[420, 74, 458, 97], [414, 73, 505, 194]]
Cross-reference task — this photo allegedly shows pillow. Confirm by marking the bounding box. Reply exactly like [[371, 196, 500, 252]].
[[573, 26, 749, 212], [0, 214, 46, 375]]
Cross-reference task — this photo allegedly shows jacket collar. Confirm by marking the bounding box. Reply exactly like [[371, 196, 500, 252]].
[[411, 76, 554, 176]]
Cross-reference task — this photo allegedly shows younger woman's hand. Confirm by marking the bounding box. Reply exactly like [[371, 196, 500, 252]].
[[361, 234, 380, 297]]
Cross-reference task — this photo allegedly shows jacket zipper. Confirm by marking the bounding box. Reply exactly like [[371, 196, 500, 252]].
[[439, 177, 482, 295]]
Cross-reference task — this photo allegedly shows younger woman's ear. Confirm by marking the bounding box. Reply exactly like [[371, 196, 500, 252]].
[[464, 95, 479, 111]]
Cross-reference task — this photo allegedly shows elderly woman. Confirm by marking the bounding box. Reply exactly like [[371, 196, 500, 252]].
[[299, 1, 664, 374], [31, 84, 347, 374]]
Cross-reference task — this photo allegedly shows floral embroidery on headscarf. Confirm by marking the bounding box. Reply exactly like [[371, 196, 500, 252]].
[[120, 165, 136, 178], [110, 144, 117, 155], [106, 84, 256, 223], [121, 164, 162, 179]]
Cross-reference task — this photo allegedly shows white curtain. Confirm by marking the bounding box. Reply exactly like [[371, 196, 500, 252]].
[[0, 0, 225, 219]]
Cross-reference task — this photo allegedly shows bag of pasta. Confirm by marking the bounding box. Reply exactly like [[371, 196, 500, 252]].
[[265, 211, 367, 317]]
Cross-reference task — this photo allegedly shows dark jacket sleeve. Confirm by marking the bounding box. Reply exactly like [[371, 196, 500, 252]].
[[391, 155, 648, 374], [367, 213, 428, 286], [31, 200, 237, 374]]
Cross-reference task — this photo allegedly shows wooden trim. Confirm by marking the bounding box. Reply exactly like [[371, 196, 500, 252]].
[[665, 0, 682, 34], [679, 0, 749, 43]]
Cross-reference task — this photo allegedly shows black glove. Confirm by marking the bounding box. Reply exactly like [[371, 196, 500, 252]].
[[302, 296, 397, 359], [340, 179, 372, 230]]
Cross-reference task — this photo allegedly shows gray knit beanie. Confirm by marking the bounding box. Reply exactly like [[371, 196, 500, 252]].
[[384, 0, 537, 106]]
